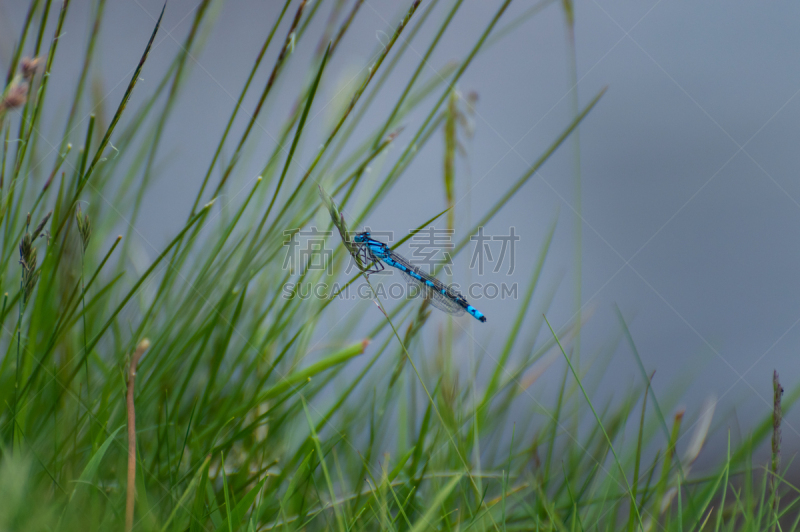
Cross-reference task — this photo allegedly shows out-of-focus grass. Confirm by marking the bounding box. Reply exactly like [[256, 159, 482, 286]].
[[0, 1, 792, 531]]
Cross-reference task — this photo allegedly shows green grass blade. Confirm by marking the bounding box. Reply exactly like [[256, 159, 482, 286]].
[[69, 425, 122, 501], [408, 473, 462, 532]]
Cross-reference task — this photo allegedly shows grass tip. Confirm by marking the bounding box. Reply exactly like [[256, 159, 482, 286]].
[[361, 338, 371, 352], [204, 198, 216, 209], [386, 126, 405, 142]]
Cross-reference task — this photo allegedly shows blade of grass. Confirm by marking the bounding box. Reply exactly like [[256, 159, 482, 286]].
[[64, 2, 166, 234], [301, 396, 346, 532]]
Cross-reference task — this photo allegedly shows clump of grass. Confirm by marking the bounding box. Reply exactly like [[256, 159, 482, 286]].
[[0, 2, 792, 532]]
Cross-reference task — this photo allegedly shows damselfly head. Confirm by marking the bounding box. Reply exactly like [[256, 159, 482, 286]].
[[354, 231, 371, 243]]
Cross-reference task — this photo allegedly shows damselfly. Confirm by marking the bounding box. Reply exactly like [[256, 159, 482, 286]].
[[353, 231, 487, 323]]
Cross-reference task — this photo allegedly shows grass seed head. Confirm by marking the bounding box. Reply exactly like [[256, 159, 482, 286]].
[[19, 211, 51, 305], [19, 234, 38, 305], [319, 185, 362, 264], [1, 80, 28, 112], [76, 206, 91, 251], [20, 57, 43, 80]]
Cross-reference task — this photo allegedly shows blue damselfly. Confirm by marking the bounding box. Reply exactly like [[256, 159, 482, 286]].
[[353, 231, 487, 323]]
